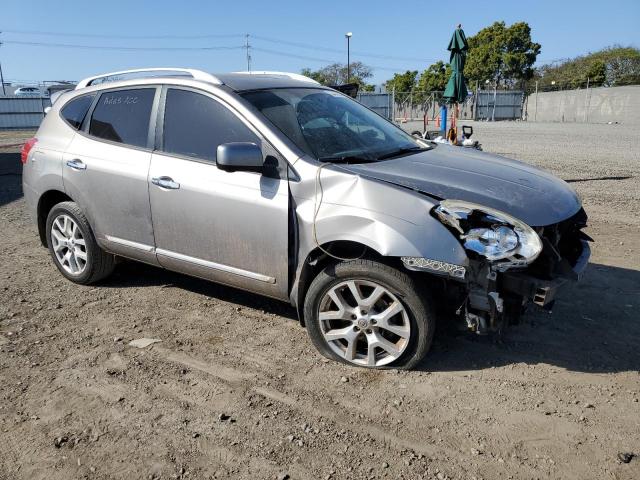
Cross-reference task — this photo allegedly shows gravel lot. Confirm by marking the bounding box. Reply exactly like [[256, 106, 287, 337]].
[[1, 122, 639, 480]]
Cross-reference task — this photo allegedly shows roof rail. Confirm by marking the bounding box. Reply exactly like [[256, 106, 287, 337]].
[[75, 68, 223, 89], [232, 71, 320, 85]]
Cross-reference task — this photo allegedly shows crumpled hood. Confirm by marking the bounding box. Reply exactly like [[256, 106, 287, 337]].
[[341, 145, 581, 226]]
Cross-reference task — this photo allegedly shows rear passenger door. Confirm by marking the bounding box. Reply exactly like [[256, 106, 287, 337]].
[[148, 87, 289, 299], [62, 87, 160, 265]]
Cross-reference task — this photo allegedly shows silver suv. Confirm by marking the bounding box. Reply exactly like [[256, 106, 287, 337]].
[[22, 68, 591, 369]]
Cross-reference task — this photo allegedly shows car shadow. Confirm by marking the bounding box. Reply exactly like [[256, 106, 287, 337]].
[[108, 260, 639, 375], [103, 260, 298, 320], [422, 262, 640, 374], [0, 153, 23, 207]]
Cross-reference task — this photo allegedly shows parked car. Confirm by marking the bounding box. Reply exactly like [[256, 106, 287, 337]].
[[21, 68, 591, 369], [14, 86, 43, 97]]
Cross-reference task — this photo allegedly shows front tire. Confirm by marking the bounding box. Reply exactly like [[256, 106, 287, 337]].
[[304, 259, 435, 369], [46, 201, 115, 284]]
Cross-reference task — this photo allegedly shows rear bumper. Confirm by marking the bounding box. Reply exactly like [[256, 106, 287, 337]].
[[22, 181, 39, 221], [501, 240, 590, 308]]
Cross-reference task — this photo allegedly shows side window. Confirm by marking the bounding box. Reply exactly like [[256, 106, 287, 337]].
[[162, 88, 259, 162], [60, 94, 95, 130], [89, 89, 155, 147]]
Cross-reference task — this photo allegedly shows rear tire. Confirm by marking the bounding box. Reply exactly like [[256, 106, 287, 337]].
[[304, 259, 435, 369], [46, 201, 115, 284]]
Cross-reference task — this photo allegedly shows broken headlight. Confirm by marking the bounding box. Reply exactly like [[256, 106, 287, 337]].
[[434, 200, 542, 263]]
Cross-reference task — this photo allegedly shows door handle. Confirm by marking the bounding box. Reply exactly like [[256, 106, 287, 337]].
[[66, 159, 87, 171], [151, 176, 180, 190]]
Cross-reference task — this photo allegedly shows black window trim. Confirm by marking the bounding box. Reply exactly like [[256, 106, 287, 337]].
[[154, 85, 270, 165], [153, 84, 297, 181], [77, 85, 162, 152], [155, 85, 290, 180], [58, 92, 97, 132]]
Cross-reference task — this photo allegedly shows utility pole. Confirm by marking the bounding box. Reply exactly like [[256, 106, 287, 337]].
[[585, 77, 590, 123], [473, 80, 479, 120], [345, 32, 352, 83], [534, 80, 538, 122], [0, 34, 6, 96], [491, 80, 497, 122], [244, 34, 251, 72]]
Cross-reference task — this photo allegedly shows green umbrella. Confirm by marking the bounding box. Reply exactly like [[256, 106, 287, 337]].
[[443, 26, 468, 104]]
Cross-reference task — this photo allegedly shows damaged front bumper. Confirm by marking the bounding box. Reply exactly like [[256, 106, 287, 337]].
[[462, 206, 591, 334], [461, 242, 590, 334], [408, 208, 592, 334], [501, 240, 590, 308]]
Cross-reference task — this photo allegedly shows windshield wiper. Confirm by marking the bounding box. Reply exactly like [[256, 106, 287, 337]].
[[376, 146, 428, 161], [318, 155, 377, 164]]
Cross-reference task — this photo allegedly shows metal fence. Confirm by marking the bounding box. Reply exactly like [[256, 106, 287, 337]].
[[357, 90, 524, 125], [356, 93, 393, 120], [474, 90, 524, 121], [0, 90, 524, 130], [0, 97, 51, 129]]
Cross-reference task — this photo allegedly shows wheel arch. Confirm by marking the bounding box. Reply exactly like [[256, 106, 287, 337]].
[[292, 240, 404, 326], [37, 190, 74, 247]]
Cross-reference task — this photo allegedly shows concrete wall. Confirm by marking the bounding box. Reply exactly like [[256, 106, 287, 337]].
[[524, 85, 640, 124]]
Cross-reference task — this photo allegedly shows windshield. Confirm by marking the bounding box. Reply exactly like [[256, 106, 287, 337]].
[[241, 88, 427, 162]]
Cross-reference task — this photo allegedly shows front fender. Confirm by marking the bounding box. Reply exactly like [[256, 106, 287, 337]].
[[288, 162, 468, 311], [300, 205, 467, 265], [291, 161, 468, 266]]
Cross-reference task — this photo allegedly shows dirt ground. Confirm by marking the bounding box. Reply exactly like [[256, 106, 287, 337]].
[[1, 122, 639, 480]]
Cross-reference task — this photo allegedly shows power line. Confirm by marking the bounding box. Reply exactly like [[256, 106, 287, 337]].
[[252, 47, 337, 65], [252, 47, 416, 73], [0, 29, 244, 40], [252, 34, 440, 64], [0, 30, 432, 77], [1, 28, 441, 64], [1, 40, 245, 51]]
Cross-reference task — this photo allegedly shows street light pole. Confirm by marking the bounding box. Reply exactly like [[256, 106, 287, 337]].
[[345, 32, 352, 83]]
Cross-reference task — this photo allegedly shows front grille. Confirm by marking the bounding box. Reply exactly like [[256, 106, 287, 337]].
[[528, 208, 588, 279]]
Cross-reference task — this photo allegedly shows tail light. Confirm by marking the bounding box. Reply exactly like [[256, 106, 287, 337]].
[[21, 138, 38, 165]]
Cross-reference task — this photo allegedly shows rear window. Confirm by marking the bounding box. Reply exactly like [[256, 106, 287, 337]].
[[60, 94, 95, 130], [89, 89, 155, 148]]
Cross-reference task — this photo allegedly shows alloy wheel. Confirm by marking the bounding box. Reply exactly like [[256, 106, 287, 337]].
[[318, 279, 410, 367], [50, 214, 87, 275]]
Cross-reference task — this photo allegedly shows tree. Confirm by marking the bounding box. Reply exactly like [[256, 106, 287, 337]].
[[531, 46, 640, 90], [586, 60, 607, 86], [603, 46, 640, 85], [416, 61, 451, 92], [384, 70, 418, 94], [300, 62, 373, 88], [464, 21, 541, 88]]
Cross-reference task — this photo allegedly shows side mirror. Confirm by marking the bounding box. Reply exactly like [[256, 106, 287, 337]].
[[216, 142, 264, 172]]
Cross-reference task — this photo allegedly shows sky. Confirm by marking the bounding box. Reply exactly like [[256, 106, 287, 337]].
[[1, 0, 638, 86]]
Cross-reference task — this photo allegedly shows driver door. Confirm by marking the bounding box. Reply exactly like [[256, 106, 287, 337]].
[[148, 87, 289, 300]]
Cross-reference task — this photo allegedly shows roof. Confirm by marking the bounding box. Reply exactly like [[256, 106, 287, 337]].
[[75, 68, 321, 92], [213, 72, 322, 91]]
